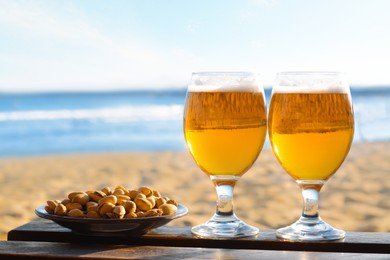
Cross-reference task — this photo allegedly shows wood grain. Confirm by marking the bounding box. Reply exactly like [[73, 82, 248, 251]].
[[7, 219, 390, 254], [1, 241, 388, 260]]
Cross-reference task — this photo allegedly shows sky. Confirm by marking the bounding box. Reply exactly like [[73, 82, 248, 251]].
[[0, 0, 390, 92]]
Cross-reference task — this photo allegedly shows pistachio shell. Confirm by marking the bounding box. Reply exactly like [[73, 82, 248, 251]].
[[115, 185, 129, 195], [159, 203, 177, 215], [89, 191, 106, 202], [113, 205, 126, 219], [152, 190, 161, 197], [128, 189, 140, 200], [86, 201, 98, 209], [121, 200, 136, 213], [61, 199, 71, 206], [138, 186, 153, 197], [98, 195, 117, 206], [166, 199, 178, 207], [124, 212, 138, 218], [145, 209, 163, 217], [134, 193, 146, 201], [72, 193, 89, 205], [54, 204, 67, 216], [135, 197, 153, 211], [67, 209, 84, 218], [47, 200, 58, 210], [113, 189, 125, 195], [147, 196, 156, 208], [45, 205, 54, 214], [87, 205, 98, 212], [68, 191, 87, 201], [97, 202, 115, 215], [155, 197, 167, 208], [116, 195, 131, 204], [86, 211, 101, 218], [136, 211, 145, 218], [101, 186, 111, 195], [66, 203, 82, 211]]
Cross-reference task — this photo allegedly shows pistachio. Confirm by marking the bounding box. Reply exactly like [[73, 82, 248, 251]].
[[121, 200, 136, 213], [87, 205, 98, 212], [152, 190, 161, 197], [138, 186, 153, 197], [61, 199, 71, 206], [136, 211, 145, 218], [86, 211, 101, 218], [116, 195, 131, 204], [115, 185, 129, 195], [113, 189, 125, 195], [145, 209, 163, 217], [159, 203, 177, 215], [47, 200, 58, 211], [45, 205, 54, 214], [97, 202, 115, 216], [72, 193, 89, 205], [147, 196, 156, 208], [98, 195, 117, 206], [68, 191, 86, 201], [66, 203, 82, 211], [89, 191, 106, 202], [124, 212, 137, 218], [113, 205, 126, 219], [135, 197, 153, 212], [155, 197, 167, 208], [166, 199, 178, 207], [128, 189, 140, 200], [54, 204, 67, 216], [85, 190, 94, 196], [86, 201, 98, 212], [134, 193, 146, 201], [67, 209, 84, 218], [101, 186, 112, 195], [86, 201, 98, 209]]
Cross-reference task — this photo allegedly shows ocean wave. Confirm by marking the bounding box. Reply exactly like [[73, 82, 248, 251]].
[[0, 105, 184, 122]]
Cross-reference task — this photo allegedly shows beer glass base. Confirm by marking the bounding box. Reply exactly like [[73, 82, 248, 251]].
[[191, 214, 259, 238], [276, 217, 345, 241]]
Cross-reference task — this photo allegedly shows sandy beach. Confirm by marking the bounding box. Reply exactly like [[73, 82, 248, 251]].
[[0, 141, 389, 239]]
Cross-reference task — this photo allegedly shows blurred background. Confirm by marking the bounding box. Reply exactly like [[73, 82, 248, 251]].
[[0, 0, 389, 157]]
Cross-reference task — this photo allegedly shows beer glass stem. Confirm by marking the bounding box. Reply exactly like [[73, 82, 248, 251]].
[[276, 179, 345, 241], [189, 175, 258, 238], [215, 183, 235, 217], [298, 181, 324, 222]]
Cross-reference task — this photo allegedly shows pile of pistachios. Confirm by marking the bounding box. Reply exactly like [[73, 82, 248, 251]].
[[44, 185, 178, 219]]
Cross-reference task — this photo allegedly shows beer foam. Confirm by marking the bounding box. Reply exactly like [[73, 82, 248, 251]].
[[187, 84, 261, 92], [187, 72, 262, 92], [272, 72, 350, 93], [272, 85, 348, 94]]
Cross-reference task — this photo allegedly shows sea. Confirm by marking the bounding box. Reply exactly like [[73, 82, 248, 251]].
[[0, 87, 389, 157]]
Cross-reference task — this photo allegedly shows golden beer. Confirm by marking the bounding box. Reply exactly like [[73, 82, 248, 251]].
[[184, 91, 267, 177], [268, 93, 354, 180]]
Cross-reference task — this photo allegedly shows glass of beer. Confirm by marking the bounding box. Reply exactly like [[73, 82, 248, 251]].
[[268, 71, 354, 241], [183, 72, 267, 238]]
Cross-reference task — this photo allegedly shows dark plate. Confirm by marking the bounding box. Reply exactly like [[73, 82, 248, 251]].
[[35, 204, 188, 236]]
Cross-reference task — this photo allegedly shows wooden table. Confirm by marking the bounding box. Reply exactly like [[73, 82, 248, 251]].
[[1, 218, 389, 259]]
